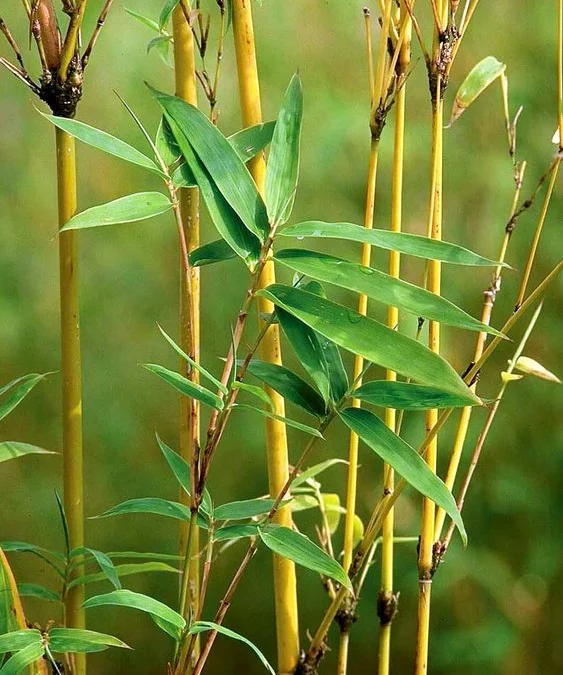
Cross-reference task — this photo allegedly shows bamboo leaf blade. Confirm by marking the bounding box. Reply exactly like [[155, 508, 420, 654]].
[[188, 239, 238, 267], [353, 381, 480, 410], [93, 498, 191, 522], [265, 74, 303, 225], [61, 193, 172, 231], [449, 56, 506, 125], [163, 114, 261, 268], [0, 443, 56, 464], [159, 0, 181, 30], [83, 590, 185, 640], [214, 499, 278, 522], [142, 364, 224, 410], [339, 407, 467, 544], [234, 404, 323, 437], [275, 249, 504, 336], [0, 642, 45, 675], [41, 114, 164, 176], [151, 88, 270, 240], [228, 121, 276, 162], [0, 630, 42, 654], [232, 382, 275, 410], [259, 525, 352, 591], [0, 373, 50, 422], [281, 221, 503, 266], [67, 562, 179, 589], [48, 628, 130, 653], [245, 360, 327, 417], [188, 622, 275, 675], [17, 584, 61, 603], [259, 284, 479, 402], [290, 459, 348, 489], [213, 524, 260, 542]]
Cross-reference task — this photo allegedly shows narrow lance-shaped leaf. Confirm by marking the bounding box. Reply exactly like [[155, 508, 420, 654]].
[[340, 407, 467, 544], [259, 284, 479, 402], [61, 193, 172, 231], [48, 628, 130, 654], [17, 584, 61, 603], [0, 442, 56, 464], [234, 404, 323, 438], [0, 642, 45, 675], [232, 382, 275, 410], [67, 562, 178, 589], [93, 498, 191, 522], [245, 360, 327, 417], [228, 121, 276, 162], [259, 525, 352, 591], [188, 239, 238, 268], [265, 74, 303, 225], [159, 0, 181, 30], [449, 56, 506, 126], [151, 87, 270, 241], [83, 590, 186, 640], [41, 113, 165, 176], [290, 459, 348, 489], [275, 249, 504, 336], [214, 498, 278, 522], [155, 434, 213, 517], [281, 221, 503, 267], [189, 622, 275, 675], [142, 363, 224, 410], [213, 524, 260, 542], [353, 381, 481, 410], [163, 114, 261, 268], [0, 373, 50, 422], [123, 8, 160, 33], [0, 630, 42, 654]]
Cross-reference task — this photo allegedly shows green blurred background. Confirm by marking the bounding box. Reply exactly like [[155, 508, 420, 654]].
[[1, 1, 562, 673]]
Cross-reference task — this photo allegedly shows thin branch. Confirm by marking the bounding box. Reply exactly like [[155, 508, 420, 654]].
[[0, 17, 27, 71], [0, 55, 40, 92], [81, 0, 114, 68]]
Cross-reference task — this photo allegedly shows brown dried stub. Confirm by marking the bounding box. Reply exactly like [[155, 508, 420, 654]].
[[33, 0, 62, 70]]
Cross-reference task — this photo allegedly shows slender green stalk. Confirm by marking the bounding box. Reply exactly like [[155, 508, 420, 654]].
[[56, 127, 85, 675], [231, 2, 299, 672]]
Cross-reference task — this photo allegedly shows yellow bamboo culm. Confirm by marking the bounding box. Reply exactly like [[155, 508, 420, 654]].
[[378, 6, 411, 674], [414, 1, 447, 669], [231, 2, 299, 672], [172, 2, 201, 652], [56, 127, 86, 675]]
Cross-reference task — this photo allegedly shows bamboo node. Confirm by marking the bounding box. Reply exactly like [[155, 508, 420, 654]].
[[39, 58, 83, 117], [376, 589, 400, 627]]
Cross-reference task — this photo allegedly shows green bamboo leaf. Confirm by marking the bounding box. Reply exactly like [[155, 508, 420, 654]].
[[156, 118, 181, 166], [41, 113, 164, 176], [321, 494, 342, 534], [0, 642, 44, 675], [68, 562, 178, 589], [124, 8, 160, 33], [171, 162, 196, 188], [275, 249, 504, 336], [78, 548, 121, 591], [163, 114, 261, 268], [61, 193, 172, 231], [0, 443, 56, 464], [48, 628, 130, 654], [16, 584, 61, 603], [339, 407, 467, 544], [93, 497, 191, 522], [265, 74, 303, 225], [259, 525, 352, 591], [83, 590, 185, 640], [214, 498, 277, 522], [276, 309, 331, 403], [234, 404, 323, 437], [157, 324, 228, 394], [281, 221, 503, 267], [353, 381, 479, 410], [155, 434, 213, 517], [151, 87, 270, 241], [289, 494, 318, 512], [232, 382, 274, 410], [213, 524, 260, 542], [147, 35, 172, 55], [259, 284, 479, 403], [290, 459, 348, 489], [245, 360, 326, 417], [449, 56, 506, 126], [188, 621, 275, 675], [0, 556, 17, 637], [0, 630, 42, 654], [159, 0, 181, 30], [0, 373, 50, 422], [228, 121, 276, 162], [188, 239, 237, 267], [106, 551, 182, 562], [142, 364, 224, 410], [0, 542, 65, 578]]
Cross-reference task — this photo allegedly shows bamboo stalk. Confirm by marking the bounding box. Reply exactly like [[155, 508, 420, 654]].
[[56, 127, 85, 675], [172, 6, 201, 645], [231, 2, 299, 672], [337, 7, 391, 672], [377, 6, 411, 674]]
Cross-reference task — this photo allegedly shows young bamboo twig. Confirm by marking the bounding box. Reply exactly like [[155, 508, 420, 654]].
[[81, 0, 114, 68], [230, 2, 299, 672]]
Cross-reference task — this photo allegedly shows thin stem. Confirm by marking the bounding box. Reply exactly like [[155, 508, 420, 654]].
[[558, 0, 563, 148], [81, 0, 114, 68], [0, 55, 39, 92], [178, 511, 199, 623], [0, 17, 26, 71], [56, 127, 85, 675], [231, 1, 299, 672], [59, 0, 89, 80]]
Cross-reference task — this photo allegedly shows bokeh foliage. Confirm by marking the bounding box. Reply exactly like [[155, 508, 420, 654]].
[[1, 0, 561, 673]]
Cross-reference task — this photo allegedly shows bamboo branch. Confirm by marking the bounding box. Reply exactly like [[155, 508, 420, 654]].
[[81, 0, 114, 68]]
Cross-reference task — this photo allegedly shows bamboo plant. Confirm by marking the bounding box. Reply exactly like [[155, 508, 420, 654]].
[[0, 2, 561, 675]]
